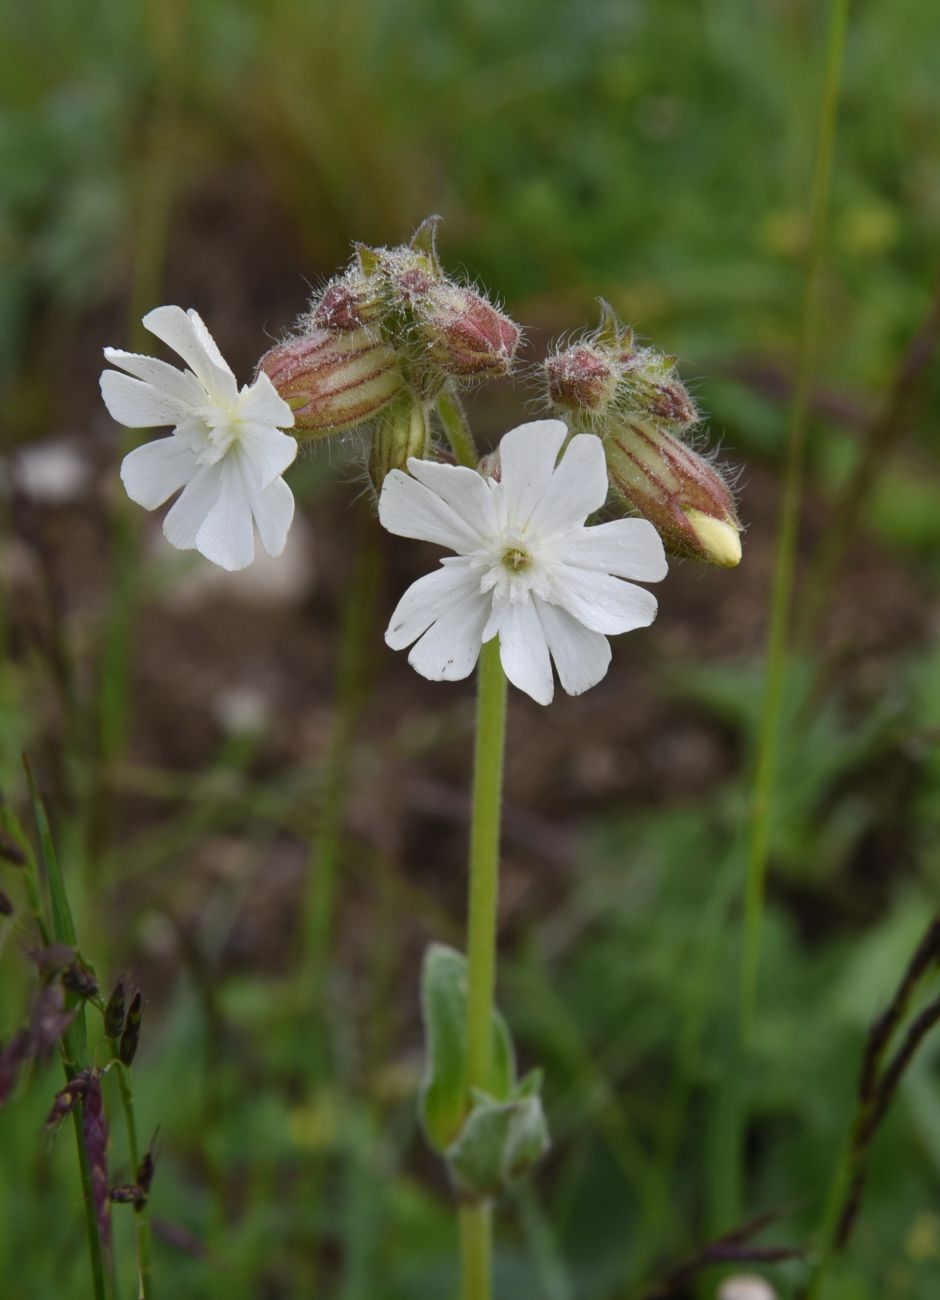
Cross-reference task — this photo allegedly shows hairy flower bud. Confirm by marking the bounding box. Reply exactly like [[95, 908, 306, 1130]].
[[421, 283, 520, 379], [545, 344, 619, 415], [544, 303, 741, 566], [309, 269, 384, 333], [369, 398, 430, 495], [259, 328, 404, 436], [351, 216, 521, 390], [604, 418, 741, 565]]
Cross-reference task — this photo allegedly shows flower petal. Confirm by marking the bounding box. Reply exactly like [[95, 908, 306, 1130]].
[[407, 592, 491, 682], [103, 348, 205, 411], [142, 306, 237, 401], [550, 566, 658, 635], [251, 477, 295, 558], [163, 463, 224, 550], [379, 468, 487, 553], [100, 370, 192, 429], [195, 458, 256, 570], [496, 420, 568, 532], [494, 598, 554, 705], [120, 436, 196, 509], [529, 433, 609, 535], [237, 425, 298, 490], [405, 458, 499, 539], [239, 370, 295, 430], [563, 518, 668, 582], [535, 598, 612, 697], [385, 561, 482, 651]]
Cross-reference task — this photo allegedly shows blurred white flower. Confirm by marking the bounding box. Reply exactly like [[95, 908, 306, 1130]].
[[101, 306, 297, 571], [718, 1276, 778, 1300], [379, 420, 667, 705]]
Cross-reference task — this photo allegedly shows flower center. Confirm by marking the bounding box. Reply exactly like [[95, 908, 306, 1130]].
[[476, 535, 550, 606], [193, 401, 245, 464], [501, 545, 532, 573]]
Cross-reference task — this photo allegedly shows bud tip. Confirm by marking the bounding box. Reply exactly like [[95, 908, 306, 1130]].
[[683, 509, 742, 568]]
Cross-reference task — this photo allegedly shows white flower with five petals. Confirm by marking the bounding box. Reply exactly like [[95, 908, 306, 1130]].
[[379, 420, 667, 705], [100, 306, 298, 571]]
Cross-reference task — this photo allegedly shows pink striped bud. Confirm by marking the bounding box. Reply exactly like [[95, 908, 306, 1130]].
[[259, 327, 404, 436], [421, 283, 520, 379]]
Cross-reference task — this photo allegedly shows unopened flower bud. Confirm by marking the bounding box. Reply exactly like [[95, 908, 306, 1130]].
[[544, 303, 741, 566], [545, 302, 697, 428], [355, 216, 521, 388], [369, 398, 430, 495], [421, 283, 520, 379], [309, 270, 385, 333], [259, 328, 404, 435], [604, 416, 741, 565], [476, 449, 501, 482]]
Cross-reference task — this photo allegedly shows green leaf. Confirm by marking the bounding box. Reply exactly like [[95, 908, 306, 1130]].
[[418, 944, 517, 1153], [446, 1090, 550, 1201], [22, 754, 76, 946]]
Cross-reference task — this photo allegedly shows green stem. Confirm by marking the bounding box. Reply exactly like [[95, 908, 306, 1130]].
[[460, 1202, 493, 1300], [465, 639, 508, 1092], [110, 1052, 154, 1300], [436, 390, 479, 469], [726, 0, 850, 1226], [460, 638, 508, 1300], [801, 1131, 856, 1300]]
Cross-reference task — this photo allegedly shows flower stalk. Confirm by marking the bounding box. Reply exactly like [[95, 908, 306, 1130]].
[[461, 637, 509, 1300]]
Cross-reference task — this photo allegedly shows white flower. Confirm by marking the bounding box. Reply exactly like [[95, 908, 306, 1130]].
[[379, 420, 667, 705], [100, 306, 298, 571]]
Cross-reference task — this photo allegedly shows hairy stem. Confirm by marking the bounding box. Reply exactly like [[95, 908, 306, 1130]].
[[460, 639, 508, 1300], [437, 390, 479, 469]]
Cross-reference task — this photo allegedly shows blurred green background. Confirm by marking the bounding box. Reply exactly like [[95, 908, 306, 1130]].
[[1, 1, 939, 1297]]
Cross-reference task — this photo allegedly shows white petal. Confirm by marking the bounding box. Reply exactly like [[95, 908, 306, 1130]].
[[407, 592, 491, 682], [406, 458, 498, 539], [550, 566, 658, 635], [379, 468, 486, 552], [535, 598, 612, 697], [120, 437, 196, 509], [142, 306, 237, 401], [494, 598, 554, 705], [100, 370, 192, 428], [563, 518, 668, 582], [163, 463, 224, 550], [385, 561, 481, 651], [239, 370, 295, 430], [496, 420, 568, 531], [195, 458, 256, 570], [529, 433, 609, 535], [103, 348, 205, 411], [237, 425, 298, 489], [251, 477, 295, 558]]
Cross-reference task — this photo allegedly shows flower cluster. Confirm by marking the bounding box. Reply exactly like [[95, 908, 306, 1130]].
[[100, 221, 743, 691], [259, 215, 521, 491], [544, 302, 741, 567]]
